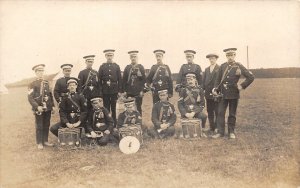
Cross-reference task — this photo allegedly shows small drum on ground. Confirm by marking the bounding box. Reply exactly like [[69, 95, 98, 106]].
[[179, 118, 203, 139], [118, 125, 143, 154], [58, 128, 82, 148]]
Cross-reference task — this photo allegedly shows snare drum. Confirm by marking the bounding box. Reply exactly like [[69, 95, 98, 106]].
[[118, 125, 143, 154], [179, 118, 202, 139], [58, 128, 82, 147]]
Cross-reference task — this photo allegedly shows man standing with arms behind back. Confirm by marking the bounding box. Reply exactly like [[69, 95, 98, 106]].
[[122, 50, 146, 115], [98, 49, 122, 126], [212, 48, 254, 139]]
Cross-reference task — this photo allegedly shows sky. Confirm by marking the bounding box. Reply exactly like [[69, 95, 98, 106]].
[[0, 1, 299, 85]]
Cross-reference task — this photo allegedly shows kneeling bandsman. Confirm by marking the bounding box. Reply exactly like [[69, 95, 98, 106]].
[[178, 73, 207, 129], [117, 97, 142, 129], [149, 89, 177, 139], [86, 97, 114, 146], [50, 78, 87, 137]]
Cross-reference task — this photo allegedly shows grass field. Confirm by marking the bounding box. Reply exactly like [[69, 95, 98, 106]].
[[0, 78, 299, 188]]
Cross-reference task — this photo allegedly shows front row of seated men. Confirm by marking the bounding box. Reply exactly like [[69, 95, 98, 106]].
[[43, 72, 207, 148]]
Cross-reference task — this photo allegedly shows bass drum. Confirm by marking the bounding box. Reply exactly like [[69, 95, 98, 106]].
[[118, 125, 143, 154]]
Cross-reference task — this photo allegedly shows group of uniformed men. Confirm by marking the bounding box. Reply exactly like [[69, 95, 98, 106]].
[[28, 48, 254, 149]]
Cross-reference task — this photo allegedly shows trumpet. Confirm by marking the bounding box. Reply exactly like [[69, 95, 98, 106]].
[[36, 102, 47, 115]]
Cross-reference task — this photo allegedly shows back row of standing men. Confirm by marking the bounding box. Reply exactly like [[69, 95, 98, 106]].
[[28, 48, 254, 149]]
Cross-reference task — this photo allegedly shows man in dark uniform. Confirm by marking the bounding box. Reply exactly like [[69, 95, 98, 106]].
[[98, 49, 122, 126], [54, 64, 73, 103], [202, 53, 220, 132], [176, 50, 203, 92], [28, 64, 55, 149], [178, 73, 207, 129], [122, 50, 146, 115], [78, 55, 100, 113], [117, 97, 142, 129], [149, 89, 177, 139], [86, 96, 114, 146], [146, 49, 173, 104], [50, 78, 87, 137], [212, 48, 254, 139]]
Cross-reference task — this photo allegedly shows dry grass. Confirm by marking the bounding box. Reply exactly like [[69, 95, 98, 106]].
[[0, 78, 299, 188]]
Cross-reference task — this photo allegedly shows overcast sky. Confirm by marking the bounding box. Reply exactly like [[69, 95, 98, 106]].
[[0, 1, 299, 84]]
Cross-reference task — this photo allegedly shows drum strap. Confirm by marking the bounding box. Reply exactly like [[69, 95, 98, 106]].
[[123, 112, 136, 125], [152, 65, 169, 82], [159, 106, 164, 122], [216, 64, 234, 89], [184, 89, 196, 104], [68, 94, 81, 112]]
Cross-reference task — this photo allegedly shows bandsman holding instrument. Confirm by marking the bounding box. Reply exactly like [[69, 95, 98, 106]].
[[28, 64, 55, 149], [117, 97, 142, 130], [178, 73, 207, 130], [149, 89, 177, 139], [176, 50, 203, 92], [98, 49, 122, 125], [50, 78, 87, 137], [146, 50, 173, 104], [54, 64, 73, 104], [202, 53, 220, 132], [78, 55, 100, 113], [86, 96, 114, 146], [122, 51, 146, 115], [212, 48, 254, 139]]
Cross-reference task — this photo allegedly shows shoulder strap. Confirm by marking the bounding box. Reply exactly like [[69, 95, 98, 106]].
[[152, 65, 161, 81], [68, 94, 81, 112], [216, 64, 233, 89]]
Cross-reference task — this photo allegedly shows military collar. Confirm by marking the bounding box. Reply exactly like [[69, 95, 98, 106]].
[[187, 62, 194, 64], [161, 101, 170, 106], [94, 108, 103, 112], [125, 111, 135, 116]]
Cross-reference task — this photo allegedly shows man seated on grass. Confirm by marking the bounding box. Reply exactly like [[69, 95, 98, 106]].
[[86, 96, 114, 146], [50, 78, 87, 137], [116, 97, 143, 138], [148, 89, 177, 139], [178, 73, 207, 133]]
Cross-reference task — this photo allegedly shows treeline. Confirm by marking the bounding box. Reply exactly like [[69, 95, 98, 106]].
[[171, 67, 300, 80], [6, 73, 58, 88], [5, 67, 300, 89]]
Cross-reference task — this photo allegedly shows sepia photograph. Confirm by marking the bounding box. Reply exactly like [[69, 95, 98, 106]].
[[0, 1, 299, 188]]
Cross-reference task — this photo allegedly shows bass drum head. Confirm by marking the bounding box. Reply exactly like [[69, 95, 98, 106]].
[[119, 136, 140, 154]]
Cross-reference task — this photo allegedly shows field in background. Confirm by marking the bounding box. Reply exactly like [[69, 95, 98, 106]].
[[0, 78, 299, 188]]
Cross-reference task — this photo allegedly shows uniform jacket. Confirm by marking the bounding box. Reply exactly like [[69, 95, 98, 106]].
[[98, 62, 122, 95], [78, 68, 101, 99], [122, 64, 146, 96], [59, 92, 87, 125], [214, 62, 254, 99], [86, 107, 114, 133], [28, 79, 54, 112], [178, 86, 205, 116], [202, 64, 220, 99], [117, 110, 142, 128], [151, 101, 177, 130], [177, 63, 203, 87], [54, 77, 71, 103], [146, 64, 173, 95]]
